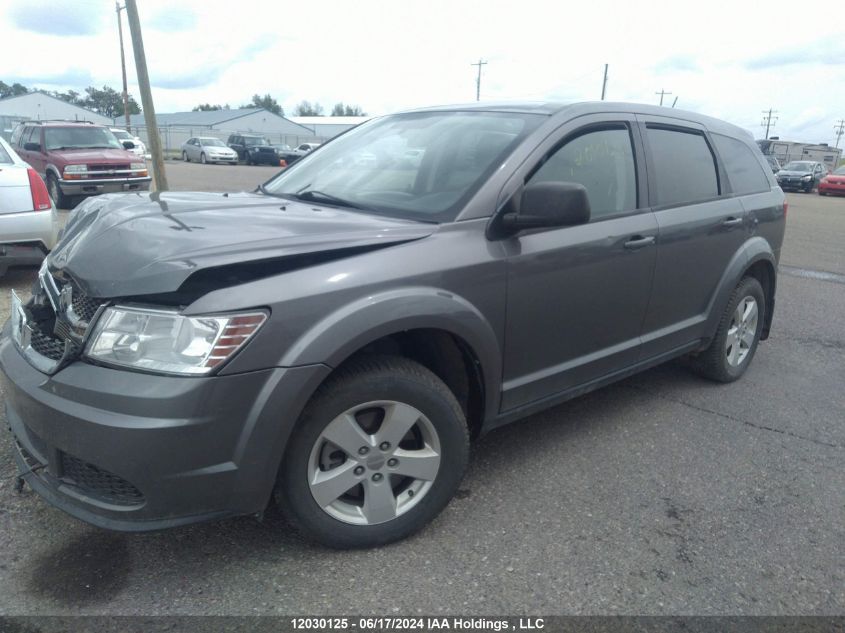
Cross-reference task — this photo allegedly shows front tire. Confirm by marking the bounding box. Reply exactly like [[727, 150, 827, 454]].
[[276, 356, 469, 549], [200, 152, 207, 164], [690, 276, 765, 383], [46, 173, 71, 209], [182, 151, 190, 162]]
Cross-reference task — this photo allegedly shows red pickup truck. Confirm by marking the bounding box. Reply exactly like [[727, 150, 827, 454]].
[[10, 120, 151, 209]]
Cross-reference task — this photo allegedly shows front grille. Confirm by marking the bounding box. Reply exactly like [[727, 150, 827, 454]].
[[71, 290, 102, 322], [30, 324, 72, 361], [60, 453, 145, 507]]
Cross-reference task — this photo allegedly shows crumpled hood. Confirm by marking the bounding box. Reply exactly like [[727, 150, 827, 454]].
[[49, 191, 436, 297], [777, 170, 812, 177]]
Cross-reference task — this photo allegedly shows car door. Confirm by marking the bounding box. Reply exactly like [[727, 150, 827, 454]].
[[500, 114, 658, 410], [20, 127, 47, 175], [636, 115, 749, 358], [189, 139, 201, 161], [813, 163, 823, 187]]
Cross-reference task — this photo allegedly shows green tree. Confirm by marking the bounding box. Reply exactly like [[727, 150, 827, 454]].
[[192, 103, 229, 111], [81, 85, 140, 118], [330, 102, 366, 116], [240, 94, 283, 115], [293, 100, 324, 116], [0, 81, 29, 98]]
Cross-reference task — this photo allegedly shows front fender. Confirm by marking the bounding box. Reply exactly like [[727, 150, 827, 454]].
[[279, 286, 502, 420], [703, 236, 776, 343]]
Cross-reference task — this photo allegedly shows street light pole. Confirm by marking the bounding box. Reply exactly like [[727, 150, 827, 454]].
[[116, 2, 130, 130]]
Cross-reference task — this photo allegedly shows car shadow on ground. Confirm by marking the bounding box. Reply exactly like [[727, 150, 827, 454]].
[[17, 359, 710, 607]]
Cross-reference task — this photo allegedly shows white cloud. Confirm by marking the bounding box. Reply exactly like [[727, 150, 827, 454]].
[[1, 0, 843, 145]]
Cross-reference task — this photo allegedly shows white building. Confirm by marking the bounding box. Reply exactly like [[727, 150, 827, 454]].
[[290, 116, 372, 140], [0, 91, 111, 138], [121, 108, 317, 153]]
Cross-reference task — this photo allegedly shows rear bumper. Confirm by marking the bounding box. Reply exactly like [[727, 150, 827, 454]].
[[0, 208, 59, 260], [0, 328, 331, 531], [59, 176, 151, 196], [0, 242, 49, 272], [247, 152, 279, 164]]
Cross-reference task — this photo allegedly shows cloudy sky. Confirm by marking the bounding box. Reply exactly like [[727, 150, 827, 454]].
[[1, 0, 843, 144]]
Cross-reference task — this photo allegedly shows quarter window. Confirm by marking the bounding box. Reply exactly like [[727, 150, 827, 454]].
[[711, 133, 771, 195], [646, 126, 719, 206], [528, 126, 637, 219]]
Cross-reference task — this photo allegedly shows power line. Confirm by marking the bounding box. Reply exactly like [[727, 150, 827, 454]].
[[761, 108, 778, 140], [471, 59, 487, 102], [834, 119, 845, 149], [655, 89, 672, 106]]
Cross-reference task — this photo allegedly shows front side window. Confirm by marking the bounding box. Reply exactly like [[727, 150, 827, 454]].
[[263, 111, 544, 222], [647, 126, 719, 207], [711, 133, 771, 195], [527, 126, 637, 220]]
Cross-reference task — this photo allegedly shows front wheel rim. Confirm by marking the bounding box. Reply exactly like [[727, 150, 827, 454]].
[[725, 295, 758, 367], [307, 400, 441, 526], [47, 178, 58, 203]]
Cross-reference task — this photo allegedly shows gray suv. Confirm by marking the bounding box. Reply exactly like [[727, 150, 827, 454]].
[[1, 103, 785, 548]]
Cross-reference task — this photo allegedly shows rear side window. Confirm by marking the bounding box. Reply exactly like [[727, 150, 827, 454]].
[[528, 126, 637, 220], [10, 125, 23, 147], [646, 126, 719, 206], [712, 133, 771, 195]]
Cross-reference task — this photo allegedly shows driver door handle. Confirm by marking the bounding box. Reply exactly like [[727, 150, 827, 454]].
[[623, 235, 655, 250], [722, 217, 744, 228]]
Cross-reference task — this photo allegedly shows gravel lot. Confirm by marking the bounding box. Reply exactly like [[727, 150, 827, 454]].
[[0, 176, 843, 616]]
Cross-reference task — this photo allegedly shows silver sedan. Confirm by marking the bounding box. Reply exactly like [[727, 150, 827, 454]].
[[0, 137, 60, 276], [181, 137, 238, 165]]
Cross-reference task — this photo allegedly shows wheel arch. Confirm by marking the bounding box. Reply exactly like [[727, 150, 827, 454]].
[[703, 237, 777, 345], [278, 287, 502, 436]]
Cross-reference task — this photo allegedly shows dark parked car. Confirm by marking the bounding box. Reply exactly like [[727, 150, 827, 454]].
[[10, 121, 150, 209], [776, 160, 826, 192], [226, 133, 278, 165], [2, 103, 785, 548]]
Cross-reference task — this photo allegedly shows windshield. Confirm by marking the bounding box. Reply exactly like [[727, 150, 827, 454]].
[[783, 161, 814, 171], [200, 138, 226, 147], [263, 111, 544, 222], [111, 129, 132, 140], [45, 127, 122, 150], [244, 137, 269, 146]]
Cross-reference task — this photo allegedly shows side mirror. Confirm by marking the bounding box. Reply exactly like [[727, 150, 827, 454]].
[[24, 142, 41, 152], [501, 182, 591, 233], [122, 140, 135, 149]]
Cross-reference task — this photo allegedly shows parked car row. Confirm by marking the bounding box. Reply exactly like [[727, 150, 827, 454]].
[[180, 134, 321, 166]]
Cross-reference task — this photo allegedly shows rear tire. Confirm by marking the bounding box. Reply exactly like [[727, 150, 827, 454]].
[[690, 276, 765, 383], [276, 356, 469, 549]]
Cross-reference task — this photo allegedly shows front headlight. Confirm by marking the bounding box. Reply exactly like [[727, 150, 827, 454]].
[[130, 162, 146, 170], [802, 174, 812, 180], [64, 164, 88, 174], [85, 306, 267, 375]]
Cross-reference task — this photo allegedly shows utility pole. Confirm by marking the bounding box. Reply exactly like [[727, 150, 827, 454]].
[[655, 89, 672, 106], [671, 96, 678, 108], [601, 64, 608, 100], [115, 3, 130, 131], [834, 119, 845, 149], [761, 108, 778, 140], [125, 0, 168, 191], [471, 59, 487, 101]]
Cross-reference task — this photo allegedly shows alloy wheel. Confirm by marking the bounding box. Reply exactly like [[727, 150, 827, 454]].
[[307, 400, 441, 525], [725, 296, 758, 366]]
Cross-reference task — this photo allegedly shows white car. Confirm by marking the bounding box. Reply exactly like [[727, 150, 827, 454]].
[[181, 137, 239, 165], [0, 136, 59, 276], [110, 128, 149, 159]]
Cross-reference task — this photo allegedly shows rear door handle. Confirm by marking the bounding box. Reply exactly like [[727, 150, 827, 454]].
[[623, 235, 655, 250], [722, 217, 744, 228]]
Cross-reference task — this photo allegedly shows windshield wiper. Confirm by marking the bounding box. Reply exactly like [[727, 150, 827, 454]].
[[294, 189, 364, 210]]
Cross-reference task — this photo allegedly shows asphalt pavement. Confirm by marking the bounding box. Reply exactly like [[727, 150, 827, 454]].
[[0, 178, 843, 616]]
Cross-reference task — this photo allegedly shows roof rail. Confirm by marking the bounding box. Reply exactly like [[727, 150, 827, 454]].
[[20, 119, 97, 125]]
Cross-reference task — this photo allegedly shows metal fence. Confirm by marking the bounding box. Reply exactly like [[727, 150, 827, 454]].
[[0, 115, 27, 141], [125, 125, 326, 156]]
